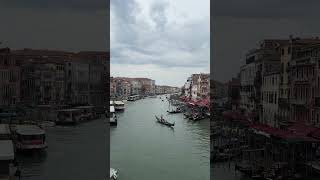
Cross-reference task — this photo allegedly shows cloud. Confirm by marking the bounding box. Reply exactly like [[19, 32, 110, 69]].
[[150, 1, 168, 31], [111, 0, 210, 75]]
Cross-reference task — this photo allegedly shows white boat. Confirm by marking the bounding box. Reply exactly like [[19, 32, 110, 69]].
[[0, 140, 18, 179], [110, 101, 114, 106], [13, 125, 47, 151], [110, 168, 118, 179], [114, 101, 125, 111], [74, 106, 97, 121], [56, 109, 82, 125], [0, 124, 11, 140], [109, 106, 117, 126], [128, 95, 140, 101], [39, 121, 55, 129]]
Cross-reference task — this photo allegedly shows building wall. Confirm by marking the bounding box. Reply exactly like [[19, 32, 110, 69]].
[[261, 73, 280, 127], [240, 63, 256, 113], [0, 48, 20, 107]]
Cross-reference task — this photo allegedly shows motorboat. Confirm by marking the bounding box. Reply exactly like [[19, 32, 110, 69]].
[[12, 125, 48, 151], [167, 108, 182, 114], [109, 106, 117, 126], [114, 101, 125, 111], [0, 140, 19, 179], [110, 168, 118, 180], [56, 109, 82, 125]]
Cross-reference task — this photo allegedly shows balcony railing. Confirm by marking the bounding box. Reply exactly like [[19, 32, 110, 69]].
[[290, 98, 308, 106]]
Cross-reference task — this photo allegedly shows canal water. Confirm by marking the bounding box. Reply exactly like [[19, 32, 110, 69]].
[[110, 95, 210, 180], [16, 118, 108, 180]]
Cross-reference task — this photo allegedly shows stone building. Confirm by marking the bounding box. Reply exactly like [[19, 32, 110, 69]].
[[0, 48, 20, 107], [261, 70, 280, 127]]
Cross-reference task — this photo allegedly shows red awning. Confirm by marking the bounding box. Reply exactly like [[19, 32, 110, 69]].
[[287, 122, 317, 137], [196, 98, 209, 108], [310, 128, 320, 139], [250, 123, 317, 142], [222, 111, 318, 142]]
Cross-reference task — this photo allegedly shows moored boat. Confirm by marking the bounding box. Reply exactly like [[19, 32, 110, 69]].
[[109, 106, 117, 126], [56, 109, 82, 125], [167, 107, 182, 114], [12, 125, 47, 151], [74, 106, 97, 121], [0, 140, 19, 179]]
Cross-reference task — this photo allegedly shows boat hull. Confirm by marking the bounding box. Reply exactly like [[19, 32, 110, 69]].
[[55, 121, 78, 126], [155, 116, 174, 127], [15, 142, 48, 151]]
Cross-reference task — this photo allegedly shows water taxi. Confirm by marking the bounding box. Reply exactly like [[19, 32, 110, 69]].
[[127, 95, 140, 101], [13, 125, 47, 151], [0, 140, 19, 179], [74, 106, 97, 121], [56, 109, 82, 125], [109, 106, 117, 126], [114, 101, 125, 111]]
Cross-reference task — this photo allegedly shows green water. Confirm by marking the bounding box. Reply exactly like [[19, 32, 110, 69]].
[[110, 95, 210, 180]]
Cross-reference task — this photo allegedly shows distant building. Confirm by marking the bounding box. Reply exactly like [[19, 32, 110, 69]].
[[184, 77, 192, 98]]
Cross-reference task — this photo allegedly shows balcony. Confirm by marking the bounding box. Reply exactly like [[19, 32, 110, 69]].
[[291, 57, 318, 67], [290, 98, 308, 106]]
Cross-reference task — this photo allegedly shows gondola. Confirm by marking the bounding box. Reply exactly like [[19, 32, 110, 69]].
[[155, 115, 175, 127]]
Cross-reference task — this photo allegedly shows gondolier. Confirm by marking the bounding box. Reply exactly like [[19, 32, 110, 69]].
[[155, 115, 175, 127]]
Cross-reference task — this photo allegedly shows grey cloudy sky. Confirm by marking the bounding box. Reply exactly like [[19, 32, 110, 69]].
[[212, 0, 320, 83], [0, 0, 108, 52], [110, 0, 210, 87]]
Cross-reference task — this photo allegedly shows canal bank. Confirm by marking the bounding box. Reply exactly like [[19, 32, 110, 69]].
[[16, 118, 108, 180], [111, 95, 210, 180]]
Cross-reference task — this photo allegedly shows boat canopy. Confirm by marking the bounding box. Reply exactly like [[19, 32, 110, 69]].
[[15, 125, 45, 136], [74, 106, 95, 109], [110, 106, 115, 113], [114, 101, 125, 105], [0, 140, 14, 160], [0, 124, 10, 135], [57, 108, 82, 112]]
